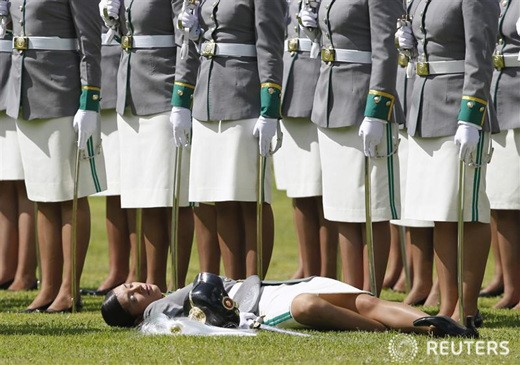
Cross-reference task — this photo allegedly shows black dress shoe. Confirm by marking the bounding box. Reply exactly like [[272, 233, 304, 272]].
[[413, 315, 479, 338], [23, 301, 53, 313], [80, 282, 123, 296], [479, 287, 504, 298], [0, 279, 14, 290], [474, 310, 483, 328], [44, 299, 83, 314]]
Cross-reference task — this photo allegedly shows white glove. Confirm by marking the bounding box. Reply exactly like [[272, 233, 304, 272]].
[[238, 312, 258, 329], [454, 122, 480, 164], [298, 7, 317, 28], [358, 117, 386, 158], [100, 0, 120, 20], [73, 110, 100, 150], [170, 106, 192, 147], [253, 116, 278, 156], [179, 10, 198, 29], [396, 25, 415, 50], [0, 0, 9, 38]]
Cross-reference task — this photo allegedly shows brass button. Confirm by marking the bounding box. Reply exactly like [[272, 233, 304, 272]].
[[386, 101, 391, 107], [177, 90, 184, 96], [374, 96, 381, 103], [467, 102, 474, 108], [268, 88, 275, 95], [479, 107, 485, 112], [92, 95, 99, 101]]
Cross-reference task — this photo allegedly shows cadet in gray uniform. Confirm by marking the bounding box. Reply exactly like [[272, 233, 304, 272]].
[[303, 0, 403, 295], [273, 0, 337, 279], [486, 0, 520, 310], [6, 0, 107, 312], [0, 12, 36, 292], [171, 0, 286, 279], [102, 0, 193, 291], [85, 22, 146, 296], [398, 0, 499, 319]]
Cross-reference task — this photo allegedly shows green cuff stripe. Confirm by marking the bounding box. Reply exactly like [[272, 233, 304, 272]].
[[457, 97, 487, 127], [171, 83, 195, 109], [364, 91, 395, 122], [260, 86, 281, 119], [79, 88, 100, 112]]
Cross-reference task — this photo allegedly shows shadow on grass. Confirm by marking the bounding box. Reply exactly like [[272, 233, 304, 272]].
[[480, 310, 520, 329], [0, 323, 104, 336]]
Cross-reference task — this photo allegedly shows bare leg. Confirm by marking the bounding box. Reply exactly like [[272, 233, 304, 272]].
[[194, 204, 220, 274], [26, 202, 62, 309], [47, 198, 90, 310], [317, 197, 337, 278], [493, 209, 520, 309], [242, 201, 274, 278], [293, 197, 321, 277], [480, 211, 503, 296], [97, 196, 129, 291], [383, 223, 403, 289], [126, 208, 146, 282], [435, 222, 490, 319], [424, 276, 440, 307], [0, 181, 18, 286], [404, 227, 433, 305], [338, 222, 363, 288], [291, 293, 430, 333], [142, 207, 169, 292], [216, 201, 244, 279], [362, 221, 390, 296], [290, 257, 304, 279], [9, 181, 37, 290], [168, 206, 194, 288]]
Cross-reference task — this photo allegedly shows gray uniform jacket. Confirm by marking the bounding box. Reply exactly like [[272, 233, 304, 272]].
[[491, 0, 520, 131], [6, 0, 101, 120], [116, 0, 181, 116], [407, 0, 500, 138], [281, 0, 321, 119], [311, 0, 404, 128], [175, 0, 286, 122], [100, 26, 121, 111], [0, 33, 12, 111]]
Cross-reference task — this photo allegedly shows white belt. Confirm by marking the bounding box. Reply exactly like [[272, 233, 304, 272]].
[[321, 47, 372, 64], [12, 36, 79, 51], [0, 40, 11, 53], [284, 38, 312, 53], [121, 35, 175, 49], [503, 54, 520, 68], [416, 60, 465, 76], [101, 33, 119, 46], [200, 42, 257, 58]]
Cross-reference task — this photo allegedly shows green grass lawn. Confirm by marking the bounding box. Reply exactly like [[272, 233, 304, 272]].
[[0, 190, 519, 364]]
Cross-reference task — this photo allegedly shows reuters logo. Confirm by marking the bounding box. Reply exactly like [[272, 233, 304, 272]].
[[388, 334, 419, 363]]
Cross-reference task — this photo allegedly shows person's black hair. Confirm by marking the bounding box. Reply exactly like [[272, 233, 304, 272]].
[[101, 290, 138, 328]]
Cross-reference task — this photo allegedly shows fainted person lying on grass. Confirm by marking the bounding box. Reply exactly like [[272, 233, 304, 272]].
[[101, 272, 479, 337]]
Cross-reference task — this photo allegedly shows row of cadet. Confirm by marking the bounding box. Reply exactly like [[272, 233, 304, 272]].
[[0, 0, 518, 320]]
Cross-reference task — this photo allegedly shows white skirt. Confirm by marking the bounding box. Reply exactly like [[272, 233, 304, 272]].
[[117, 111, 190, 208], [390, 130, 434, 228], [486, 128, 520, 210], [95, 110, 120, 196], [189, 118, 272, 203], [404, 133, 491, 223], [272, 118, 322, 198], [0, 112, 24, 180], [16, 116, 107, 202], [317, 124, 400, 223], [229, 277, 368, 329]]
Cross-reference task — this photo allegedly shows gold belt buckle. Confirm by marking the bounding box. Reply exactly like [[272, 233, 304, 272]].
[[416, 61, 430, 76], [121, 35, 133, 50], [492, 53, 505, 71], [201, 42, 216, 58], [287, 38, 299, 53], [13, 36, 29, 51], [398, 53, 409, 68], [321, 47, 335, 62]]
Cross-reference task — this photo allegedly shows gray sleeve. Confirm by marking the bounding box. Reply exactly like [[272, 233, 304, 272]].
[[70, 0, 102, 88], [143, 284, 193, 320]]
